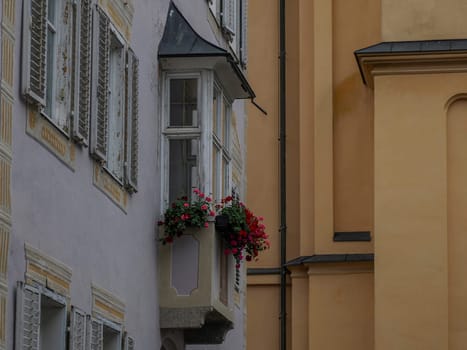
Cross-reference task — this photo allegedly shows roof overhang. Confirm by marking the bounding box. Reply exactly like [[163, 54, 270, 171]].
[[158, 2, 255, 99], [355, 39, 467, 88]]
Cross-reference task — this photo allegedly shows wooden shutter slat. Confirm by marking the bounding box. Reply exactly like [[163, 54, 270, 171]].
[[240, 0, 248, 66], [22, 0, 47, 105], [15, 282, 40, 350], [86, 316, 103, 350], [125, 49, 139, 192], [70, 306, 87, 350], [90, 6, 110, 161], [74, 0, 93, 145]]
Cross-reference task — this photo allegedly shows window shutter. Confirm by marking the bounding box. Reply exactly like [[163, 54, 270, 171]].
[[15, 282, 40, 350], [74, 0, 93, 145], [222, 0, 236, 36], [22, 0, 47, 106], [125, 49, 139, 193], [70, 306, 87, 350], [240, 0, 248, 66], [123, 333, 135, 350], [90, 6, 110, 162], [86, 316, 103, 350]]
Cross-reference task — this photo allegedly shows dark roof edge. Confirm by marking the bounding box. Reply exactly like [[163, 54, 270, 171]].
[[158, 1, 228, 57], [286, 253, 374, 267]]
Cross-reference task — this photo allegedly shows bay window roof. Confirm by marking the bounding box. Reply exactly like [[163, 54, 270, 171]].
[[158, 2, 255, 100]]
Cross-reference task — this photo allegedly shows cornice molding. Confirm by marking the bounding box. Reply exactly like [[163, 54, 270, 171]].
[[355, 40, 467, 88]]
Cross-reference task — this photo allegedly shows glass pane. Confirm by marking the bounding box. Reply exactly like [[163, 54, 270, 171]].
[[223, 101, 230, 149], [170, 79, 198, 127], [222, 156, 229, 198], [44, 28, 55, 118], [169, 139, 199, 203], [212, 146, 220, 201], [213, 87, 220, 137]]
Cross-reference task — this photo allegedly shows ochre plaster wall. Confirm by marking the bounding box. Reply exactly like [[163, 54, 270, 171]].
[[447, 98, 467, 349], [373, 72, 467, 349], [332, 0, 379, 236], [308, 266, 374, 350], [382, 0, 467, 41], [246, 0, 280, 269]]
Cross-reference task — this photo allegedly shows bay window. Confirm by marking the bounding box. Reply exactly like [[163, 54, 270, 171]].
[[162, 72, 232, 206]]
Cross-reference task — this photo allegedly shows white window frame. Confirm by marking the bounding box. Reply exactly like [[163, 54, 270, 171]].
[[101, 317, 123, 350], [161, 70, 233, 208], [105, 26, 126, 182], [15, 282, 67, 350]]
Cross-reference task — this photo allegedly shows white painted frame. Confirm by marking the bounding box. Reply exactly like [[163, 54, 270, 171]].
[[104, 24, 127, 183], [161, 70, 235, 209]]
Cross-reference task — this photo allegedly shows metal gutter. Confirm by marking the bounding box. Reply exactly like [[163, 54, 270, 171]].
[[279, 1, 287, 350]]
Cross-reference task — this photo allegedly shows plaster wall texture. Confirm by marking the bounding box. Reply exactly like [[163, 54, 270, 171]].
[[382, 0, 467, 41], [4, 0, 248, 349], [373, 73, 467, 349]]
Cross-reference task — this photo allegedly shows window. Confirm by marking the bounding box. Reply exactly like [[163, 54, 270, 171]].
[[212, 85, 231, 202], [207, 0, 248, 66], [22, 0, 77, 134], [15, 282, 67, 350], [69, 308, 134, 350], [162, 72, 233, 206], [90, 6, 139, 192]]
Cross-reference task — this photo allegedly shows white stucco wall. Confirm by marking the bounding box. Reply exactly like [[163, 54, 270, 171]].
[[5, 1, 248, 349]]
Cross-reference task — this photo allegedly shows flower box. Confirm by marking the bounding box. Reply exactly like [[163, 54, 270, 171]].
[[158, 222, 235, 344]]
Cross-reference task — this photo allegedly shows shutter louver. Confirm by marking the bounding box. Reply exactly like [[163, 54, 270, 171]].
[[240, 0, 248, 66], [124, 333, 135, 350], [70, 307, 87, 350], [90, 6, 110, 162], [15, 282, 40, 350], [22, 0, 47, 106], [222, 0, 236, 36], [125, 49, 139, 193], [86, 316, 103, 350], [74, 0, 93, 145]]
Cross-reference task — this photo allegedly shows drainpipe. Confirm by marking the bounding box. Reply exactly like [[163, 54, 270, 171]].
[[279, 1, 287, 350]]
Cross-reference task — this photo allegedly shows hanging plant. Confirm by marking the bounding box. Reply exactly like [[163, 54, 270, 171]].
[[158, 189, 215, 244]]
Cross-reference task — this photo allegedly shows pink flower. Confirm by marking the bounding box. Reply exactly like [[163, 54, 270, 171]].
[[209, 210, 215, 216], [183, 202, 189, 208], [181, 214, 190, 221], [199, 192, 205, 198], [232, 248, 238, 254], [201, 204, 208, 210], [206, 197, 212, 202], [204, 222, 209, 228], [193, 188, 200, 194]]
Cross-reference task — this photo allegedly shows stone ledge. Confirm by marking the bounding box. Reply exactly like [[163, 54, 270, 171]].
[[160, 307, 233, 345]]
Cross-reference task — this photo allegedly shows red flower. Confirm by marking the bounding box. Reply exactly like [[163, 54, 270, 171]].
[[183, 202, 189, 208], [201, 204, 208, 210]]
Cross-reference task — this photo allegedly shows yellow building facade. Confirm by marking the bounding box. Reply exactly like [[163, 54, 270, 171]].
[[246, 1, 467, 349]]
